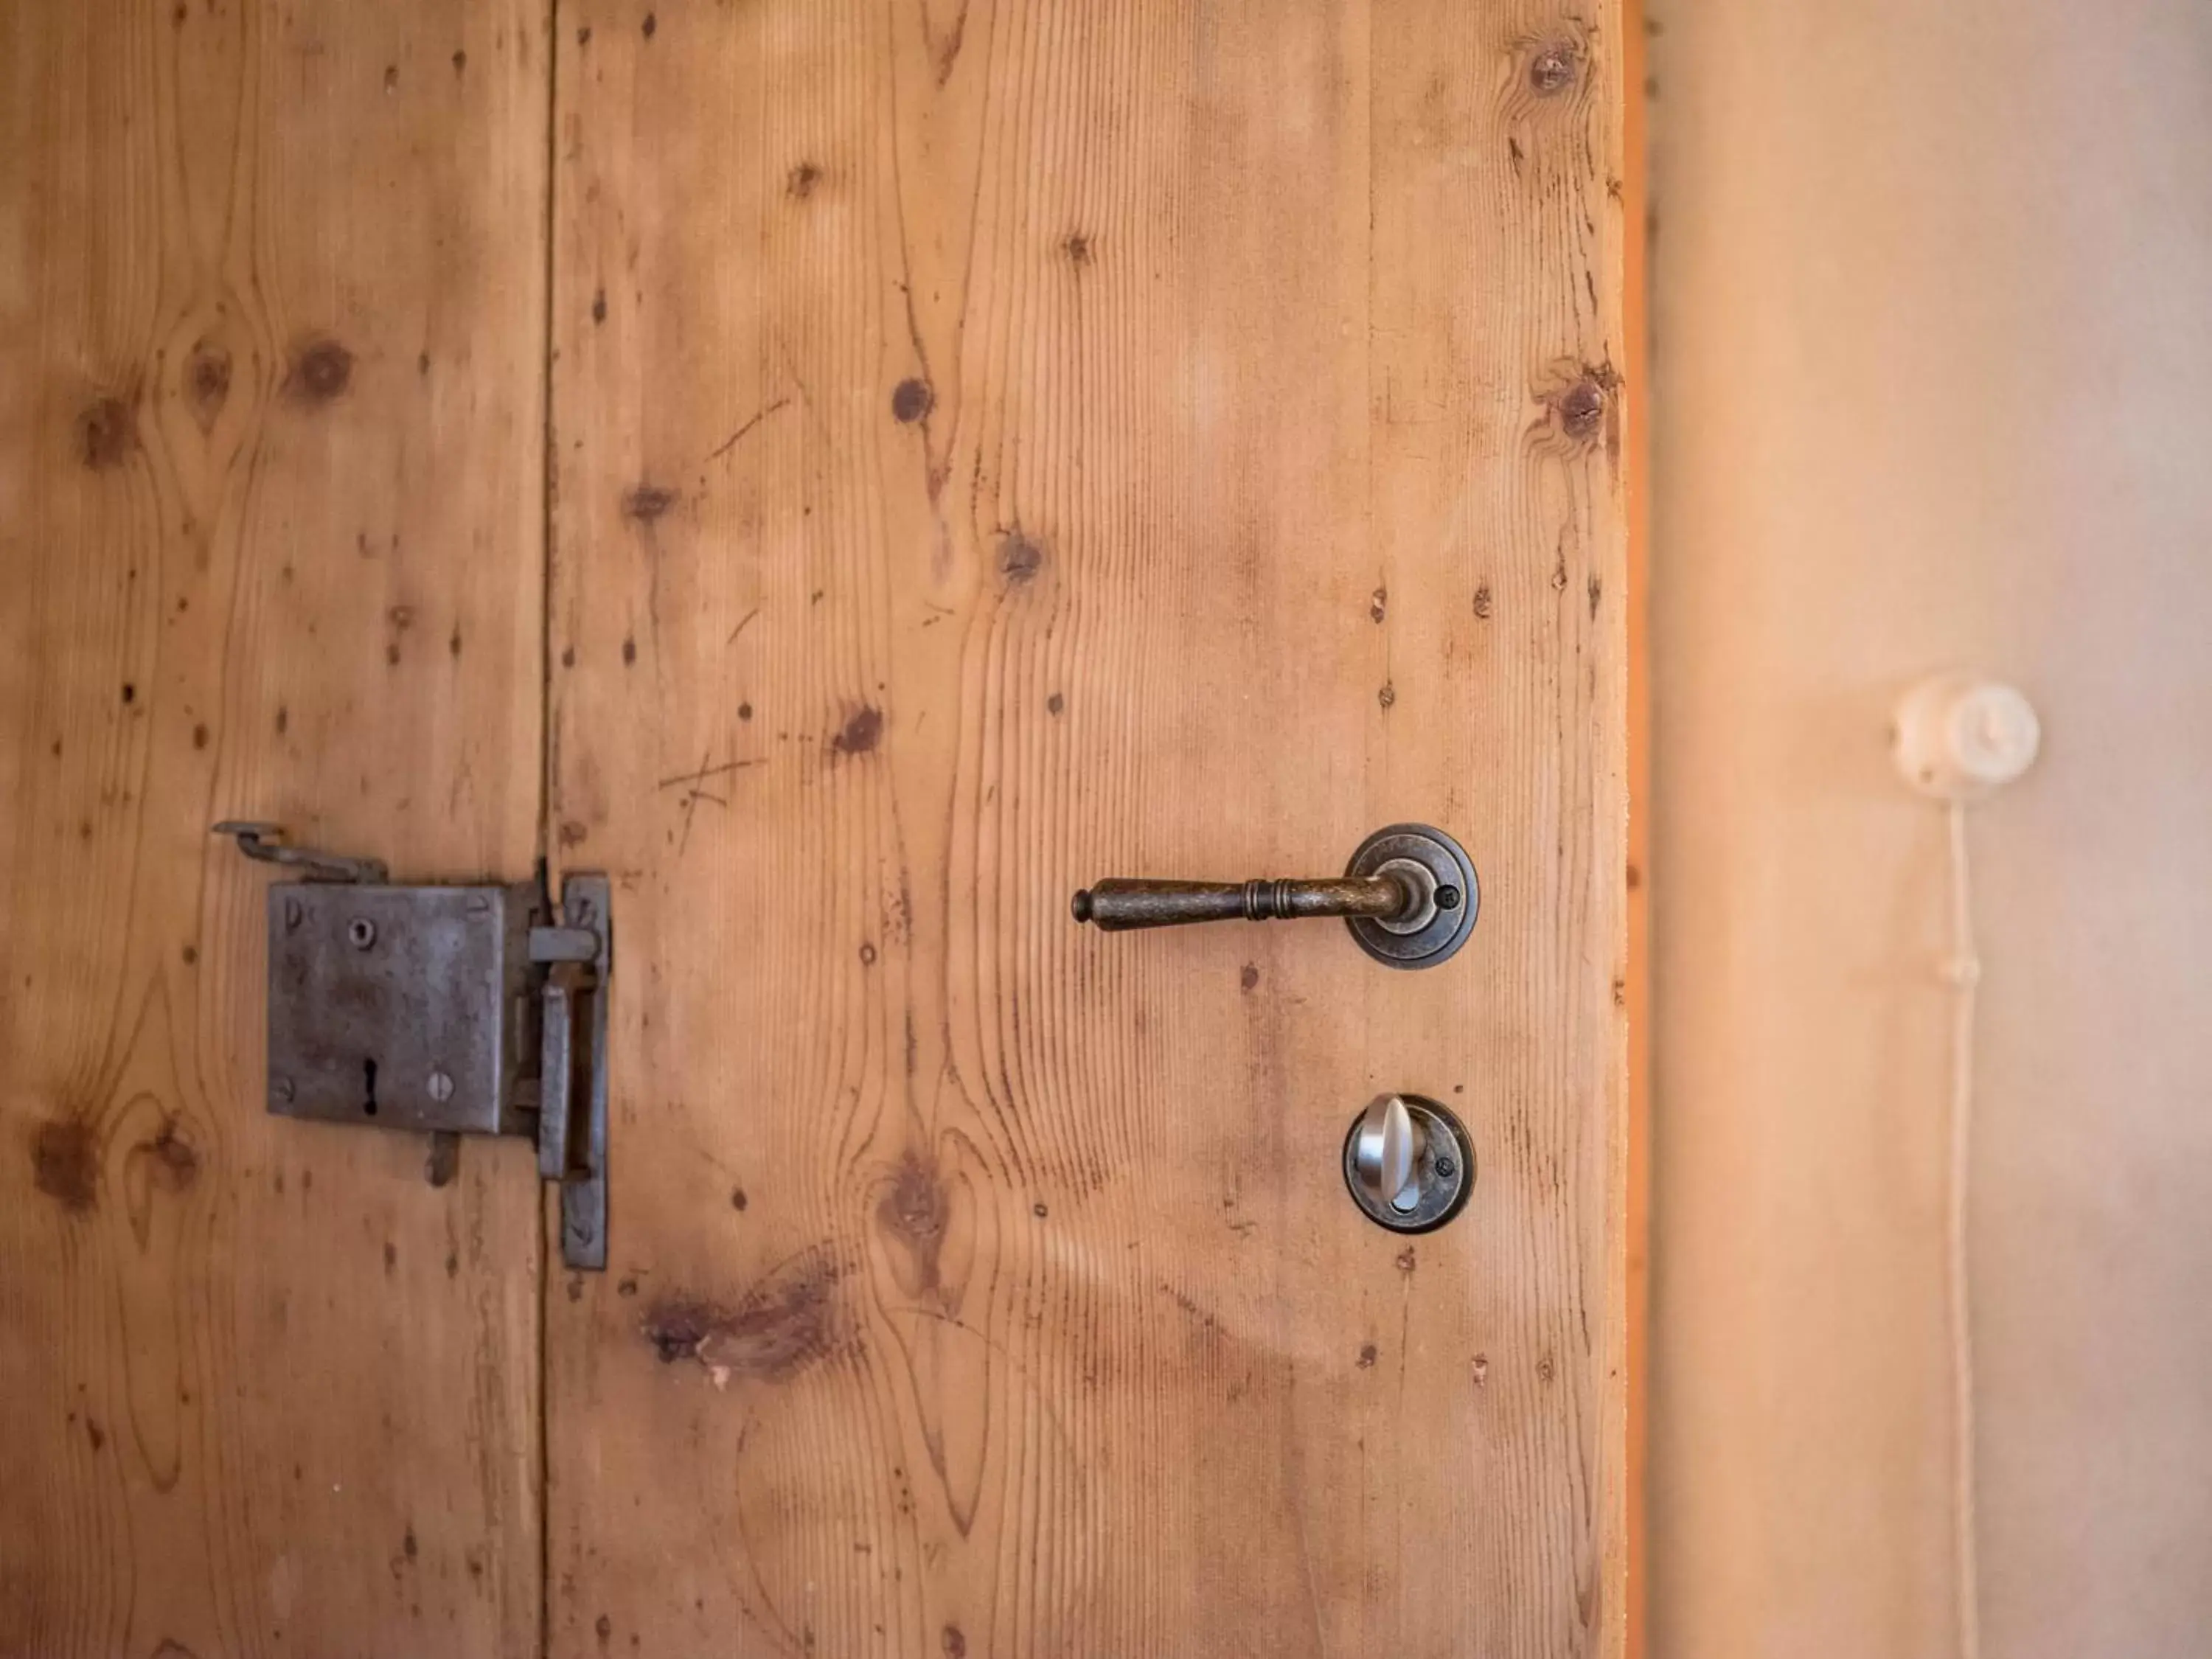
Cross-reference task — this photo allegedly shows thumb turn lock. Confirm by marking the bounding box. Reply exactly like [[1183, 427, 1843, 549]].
[[1344, 1093, 1473, 1233]]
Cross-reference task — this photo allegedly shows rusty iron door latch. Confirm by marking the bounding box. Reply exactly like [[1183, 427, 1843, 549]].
[[216, 822, 613, 1270]]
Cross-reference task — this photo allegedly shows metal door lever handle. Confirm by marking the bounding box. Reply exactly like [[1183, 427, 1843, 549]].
[[1069, 823, 1481, 969], [1071, 876, 1416, 930]]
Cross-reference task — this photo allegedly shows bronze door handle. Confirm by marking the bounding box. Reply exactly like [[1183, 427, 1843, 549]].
[[1071, 877, 1411, 928], [1070, 823, 1478, 969]]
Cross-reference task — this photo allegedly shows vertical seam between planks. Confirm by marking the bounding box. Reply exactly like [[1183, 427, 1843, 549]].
[[535, 4, 563, 1656]]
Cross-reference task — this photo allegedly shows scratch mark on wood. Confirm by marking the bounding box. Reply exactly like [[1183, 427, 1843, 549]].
[[707, 397, 792, 462]]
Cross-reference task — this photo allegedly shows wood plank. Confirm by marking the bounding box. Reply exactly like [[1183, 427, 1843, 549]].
[[0, 3, 549, 1653], [546, 1, 1624, 1653]]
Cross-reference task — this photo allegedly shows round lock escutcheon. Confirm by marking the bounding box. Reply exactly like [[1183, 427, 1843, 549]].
[[1342, 1093, 1474, 1233], [1342, 825, 1479, 969]]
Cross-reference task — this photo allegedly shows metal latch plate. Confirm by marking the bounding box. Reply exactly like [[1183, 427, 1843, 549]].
[[267, 883, 537, 1136], [223, 821, 613, 1271]]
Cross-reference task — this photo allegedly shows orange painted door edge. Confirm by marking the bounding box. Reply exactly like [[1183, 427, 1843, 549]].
[[1623, 0, 1652, 1652]]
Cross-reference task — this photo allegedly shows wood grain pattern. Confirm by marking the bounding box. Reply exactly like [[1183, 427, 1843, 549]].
[[546, 1, 1624, 1655], [0, 3, 549, 1653]]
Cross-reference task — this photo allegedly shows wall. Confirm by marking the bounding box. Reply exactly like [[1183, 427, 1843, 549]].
[[1648, 2, 2212, 1656]]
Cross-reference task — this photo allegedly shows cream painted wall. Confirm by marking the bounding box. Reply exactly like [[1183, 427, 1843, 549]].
[[1648, 2, 2212, 1656]]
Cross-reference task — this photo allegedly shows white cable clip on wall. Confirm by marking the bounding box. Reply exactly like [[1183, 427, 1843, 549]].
[[1891, 672, 2039, 1659]]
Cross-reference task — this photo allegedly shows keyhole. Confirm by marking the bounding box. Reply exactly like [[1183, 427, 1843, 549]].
[[362, 1057, 379, 1117]]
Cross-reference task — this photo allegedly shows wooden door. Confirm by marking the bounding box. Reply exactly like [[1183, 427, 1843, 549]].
[[546, 2, 1626, 1656], [6, 2, 1624, 1655]]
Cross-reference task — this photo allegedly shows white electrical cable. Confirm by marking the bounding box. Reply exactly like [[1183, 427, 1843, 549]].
[[1896, 672, 2034, 1659], [1941, 799, 1982, 1659]]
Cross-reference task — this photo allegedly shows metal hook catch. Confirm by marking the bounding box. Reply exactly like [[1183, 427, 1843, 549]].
[[212, 821, 389, 885]]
